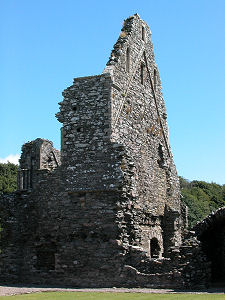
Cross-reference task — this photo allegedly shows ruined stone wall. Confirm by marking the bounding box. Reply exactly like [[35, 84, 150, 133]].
[[0, 14, 187, 288], [0, 74, 127, 286], [193, 207, 225, 286], [104, 14, 182, 255], [56, 74, 123, 192], [0, 168, 136, 286], [18, 138, 60, 191], [0, 193, 22, 282]]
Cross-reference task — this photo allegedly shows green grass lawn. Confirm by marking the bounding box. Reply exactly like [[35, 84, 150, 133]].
[[0, 292, 224, 300]]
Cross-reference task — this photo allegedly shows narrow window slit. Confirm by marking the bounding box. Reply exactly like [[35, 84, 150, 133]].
[[154, 69, 157, 91], [126, 47, 130, 73], [141, 63, 144, 85], [142, 26, 145, 41]]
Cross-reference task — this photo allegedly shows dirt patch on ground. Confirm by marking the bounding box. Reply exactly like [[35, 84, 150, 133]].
[[0, 286, 224, 296]]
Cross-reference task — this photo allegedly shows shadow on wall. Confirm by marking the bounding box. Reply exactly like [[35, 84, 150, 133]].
[[194, 207, 225, 287]]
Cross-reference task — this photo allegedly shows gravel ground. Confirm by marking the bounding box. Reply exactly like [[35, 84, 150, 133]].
[[0, 286, 224, 296]]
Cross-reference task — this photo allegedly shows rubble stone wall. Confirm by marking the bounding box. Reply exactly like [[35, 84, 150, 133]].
[[104, 15, 182, 254], [17, 138, 60, 191], [0, 14, 204, 289]]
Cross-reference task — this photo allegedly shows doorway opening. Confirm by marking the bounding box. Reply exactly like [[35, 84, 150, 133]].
[[150, 237, 160, 258]]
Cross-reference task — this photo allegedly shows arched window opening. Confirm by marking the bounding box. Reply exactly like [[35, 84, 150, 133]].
[[142, 26, 145, 41], [154, 69, 157, 91], [126, 47, 130, 73], [150, 237, 160, 258]]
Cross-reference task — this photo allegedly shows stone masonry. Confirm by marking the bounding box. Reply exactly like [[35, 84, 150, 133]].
[[0, 14, 223, 288]]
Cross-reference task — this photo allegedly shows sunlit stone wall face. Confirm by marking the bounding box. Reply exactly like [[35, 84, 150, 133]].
[[0, 14, 187, 288], [104, 14, 183, 252]]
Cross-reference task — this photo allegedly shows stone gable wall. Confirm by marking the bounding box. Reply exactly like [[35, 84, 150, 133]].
[[0, 14, 195, 289], [105, 14, 182, 253]]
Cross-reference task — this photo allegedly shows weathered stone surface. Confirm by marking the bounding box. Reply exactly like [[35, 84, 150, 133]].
[[17, 138, 60, 191], [1, 14, 223, 289]]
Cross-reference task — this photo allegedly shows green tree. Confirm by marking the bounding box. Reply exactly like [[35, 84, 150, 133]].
[[179, 177, 225, 228], [0, 162, 18, 194]]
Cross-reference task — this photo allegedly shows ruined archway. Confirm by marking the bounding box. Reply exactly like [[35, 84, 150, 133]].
[[194, 207, 225, 287]]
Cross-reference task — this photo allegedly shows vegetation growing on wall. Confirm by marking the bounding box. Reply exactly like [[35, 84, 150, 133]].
[[179, 177, 225, 228], [0, 163, 18, 194]]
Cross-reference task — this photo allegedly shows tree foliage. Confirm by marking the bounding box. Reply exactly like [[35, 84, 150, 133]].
[[179, 177, 225, 228], [0, 162, 18, 194]]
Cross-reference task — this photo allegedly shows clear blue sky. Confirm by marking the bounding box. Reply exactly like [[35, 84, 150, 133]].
[[0, 0, 224, 184]]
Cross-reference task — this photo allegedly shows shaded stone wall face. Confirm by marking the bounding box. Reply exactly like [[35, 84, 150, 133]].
[[192, 207, 225, 286], [0, 193, 22, 281], [16, 176, 125, 286]]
